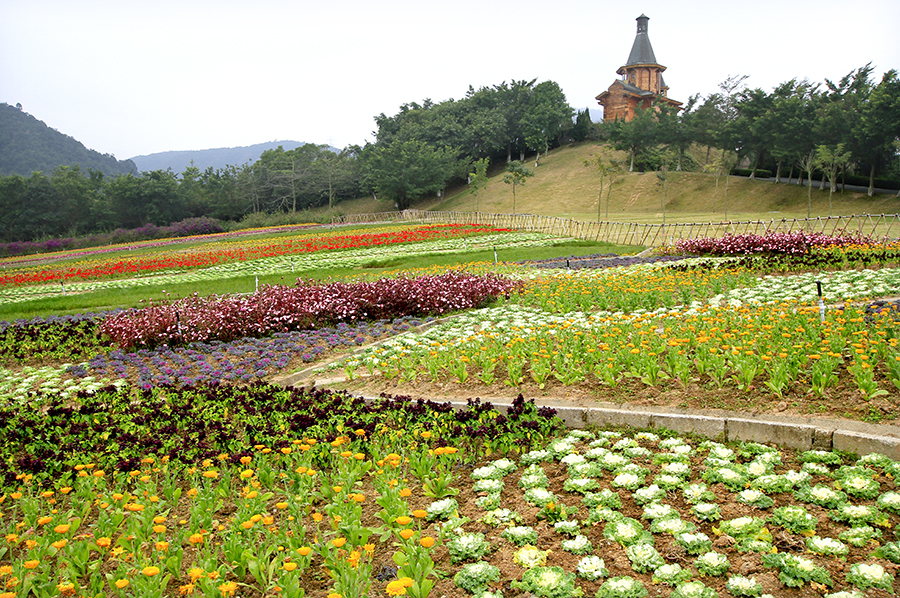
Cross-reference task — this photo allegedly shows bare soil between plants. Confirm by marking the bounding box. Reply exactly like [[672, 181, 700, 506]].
[[319, 373, 899, 429]]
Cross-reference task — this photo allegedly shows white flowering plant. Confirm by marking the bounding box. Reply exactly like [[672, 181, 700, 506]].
[[642, 502, 678, 521], [561, 534, 593, 555], [675, 532, 713, 555], [839, 525, 883, 547], [760, 553, 833, 588], [510, 566, 583, 598], [583, 489, 622, 510], [835, 474, 881, 500], [718, 516, 767, 539], [768, 505, 817, 534], [512, 545, 550, 569], [563, 477, 600, 494], [693, 502, 721, 522], [611, 471, 644, 490], [500, 525, 537, 546], [576, 555, 609, 581], [830, 503, 889, 527], [805, 536, 849, 558], [793, 484, 846, 508], [683, 483, 715, 504], [846, 562, 894, 592], [604, 517, 653, 546], [877, 491, 900, 514], [650, 516, 695, 535], [633, 484, 667, 505], [652, 563, 691, 586], [749, 474, 794, 494], [425, 497, 459, 521], [480, 508, 521, 527], [626, 543, 665, 573], [725, 575, 764, 597], [694, 551, 731, 577], [472, 479, 504, 494], [453, 561, 501, 594], [595, 576, 648, 598], [737, 489, 774, 510], [447, 532, 491, 563], [670, 580, 717, 598], [523, 487, 557, 507]]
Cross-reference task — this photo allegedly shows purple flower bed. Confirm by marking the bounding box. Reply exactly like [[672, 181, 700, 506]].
[[100, 272, 518, 349], [674, 231, 873, 256], [69, 316, 427, 389], [0, 217, 228, 258]]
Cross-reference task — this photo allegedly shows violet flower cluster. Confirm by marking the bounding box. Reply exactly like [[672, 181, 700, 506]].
[[69, 317, 426, 390]]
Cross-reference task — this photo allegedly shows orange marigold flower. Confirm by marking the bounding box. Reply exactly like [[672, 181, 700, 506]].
[[411, 510, 427, 519], [53, 524, 70, 534], [218, 581, 238, 597], [188, 533, 204, 545], [385, 579, 409, 596], [96, 537, 112, 548], [399, 488, 412, 498], [178, 583, 195, 595], [59, 487, 72, 494], [152, 525, 166, 534], [4, 534, 17, 543], [283, 561, 298, 572], [332, 537, 347, 548], [114, 579, 129, 589], [51, 539, 67, 549], [155, 541, 169, 552], [142, 566, 160, 577], [420, 536, 435, 548], [36, 516, 52, 526], [297, 546, 312, 556], [275, 502, 288, 510], [240, 469, 254, 479], [56, 582, 75, 596], [398, 529, 414, 540], [23, 560, 38, 570], [395, 516, 412, 526], [350, 493, 365, 503]]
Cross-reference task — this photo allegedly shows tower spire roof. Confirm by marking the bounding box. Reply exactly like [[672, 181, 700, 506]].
[[624, 14, 658, 66]]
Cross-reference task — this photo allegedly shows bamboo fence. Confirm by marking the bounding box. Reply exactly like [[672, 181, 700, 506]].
[[332, 211, 900, 246]]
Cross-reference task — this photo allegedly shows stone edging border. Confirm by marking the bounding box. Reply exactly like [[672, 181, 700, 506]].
[[336, 394, 900, 460]]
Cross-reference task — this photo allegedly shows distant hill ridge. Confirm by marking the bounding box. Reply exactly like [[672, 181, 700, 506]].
[[129, 141, 340, 174], [0, 103, 137, 177]]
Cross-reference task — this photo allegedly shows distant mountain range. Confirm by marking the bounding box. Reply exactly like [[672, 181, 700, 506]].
[[0, 103, 137, 177], [129, 141, 338, 174]]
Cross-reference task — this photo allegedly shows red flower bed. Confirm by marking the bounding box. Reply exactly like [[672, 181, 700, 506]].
[[0, 225, 510, 287], [100, 272, 519, 348]]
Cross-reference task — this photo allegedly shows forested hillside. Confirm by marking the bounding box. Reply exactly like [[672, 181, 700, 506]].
[[0, 103, 136, 177], [129, 140, 332, 173]]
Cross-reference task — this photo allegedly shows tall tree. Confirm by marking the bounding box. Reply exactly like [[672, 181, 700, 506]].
[[362, 139, 460, 211], [604, 105, 657, 172], [521, 80, 573, 166], [502, 160, 534, 214], [468, 157, 490, 213], [816, 144, 851, 214]]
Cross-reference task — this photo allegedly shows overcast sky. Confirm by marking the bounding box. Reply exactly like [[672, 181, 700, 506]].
[[2, 0, 898, 161]]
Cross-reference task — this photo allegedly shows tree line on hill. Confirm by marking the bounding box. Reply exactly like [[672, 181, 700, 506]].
[[0, 67, 898, 244], [604, 65, 900, 195]]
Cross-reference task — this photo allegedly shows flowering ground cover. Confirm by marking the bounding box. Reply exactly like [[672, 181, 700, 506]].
[[1, 390, 900, 597], [0, 224, 513, 288], [0, 230, 555, 306], [329, 261, 900, 421], [0, 228, 899, 596]]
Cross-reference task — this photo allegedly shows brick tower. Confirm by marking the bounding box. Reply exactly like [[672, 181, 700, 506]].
[[596, 14, 682, 121]]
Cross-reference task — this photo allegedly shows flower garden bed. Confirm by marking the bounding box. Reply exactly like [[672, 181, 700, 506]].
[[1, 229, 900, 597]]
